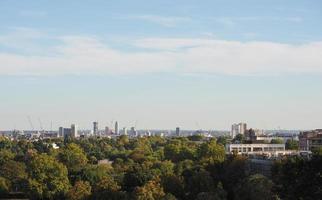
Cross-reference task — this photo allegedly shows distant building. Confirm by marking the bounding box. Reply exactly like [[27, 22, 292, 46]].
[[176, 127, 180, 136], [93, 122, 98, 136], [105, 126, 110, 135], [226, 143, 286, 156], [130, 127, 137, 136], [231, 122, 247, 138], [58, 127, 64, 137], [71, 124, 77, 138], [115, 121, 119, 135], [299, 129, 322, 151], [122, 127, 127, 135]]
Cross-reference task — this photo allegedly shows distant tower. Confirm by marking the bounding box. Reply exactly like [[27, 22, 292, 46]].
[[105, 126, 110, 135], [130, 127, 137, 136], [71, 124, 77, 138], [58, 127, 64, 137], [231, 122, 247, 138], [238, 123, 247, 135], [123, 127, 127, 135], [176, 127, 180, 136], [93, 122, 98, 136], [115, 121, 119, 135]]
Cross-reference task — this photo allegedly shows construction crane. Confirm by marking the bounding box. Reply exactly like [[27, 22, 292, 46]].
[[27, 116, 34, 131], [38, 118, 44, 131], [134, 120, 138, 129]]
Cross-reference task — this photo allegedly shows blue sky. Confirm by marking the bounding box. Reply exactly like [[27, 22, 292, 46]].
[[0, 0, 322, 130]]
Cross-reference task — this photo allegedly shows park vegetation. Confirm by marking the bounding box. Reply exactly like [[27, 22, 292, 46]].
[[0, 135, 320, 200]]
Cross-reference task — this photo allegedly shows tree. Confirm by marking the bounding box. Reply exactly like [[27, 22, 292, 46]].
[[134, 178, 166, 200], [184, 169, 216, 199], [222, 155, 248, 200], [235, 174, 273, 200], [0, 177, 9, 196], [27, 153, 70, 199], [0, 160, 28, 192], [233, 134, 245, 144], [217, 136, 228, 146], [197, 139, 225, 164], [285, 139, 299, 150], [58, 143, 88, 173], [81, 164, 113, 186], [272, 155, 322, 200], [67, 181, 91, 200], [161, 175, 184, 199], [0, 149, 15, 165], [123, 165, 154, 192], [92, 176, 125, 200], [164, 144, 180, 162], [270, 139, 283, 144]]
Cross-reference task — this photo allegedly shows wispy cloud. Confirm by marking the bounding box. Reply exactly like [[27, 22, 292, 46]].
[[212, 16, 303, 27], [0, 29, 322, 76], [120, 15, 191, 27]]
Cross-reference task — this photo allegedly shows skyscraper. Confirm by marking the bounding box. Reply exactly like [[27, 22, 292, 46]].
[[176, 127, 180, 136], [93, 121, 98, 136], [115, 121, 119, 135], [122, 127, 127, 135], [231, 122, 247, 138], [58, 127, 64, 137], [130, 127, 137, 136], [71, 124, 77, 138], [105, 126, 110, 135]]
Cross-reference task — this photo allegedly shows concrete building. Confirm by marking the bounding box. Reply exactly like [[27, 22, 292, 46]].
[[226, 143, 286, 156], [231, 122, 247, 138], [93, 121, 98, 136], [115, 121, 119, 135], [71, 124, 77, 138], [130, 127, 137, 136], [58, 124, 77, 138], [122, 127, 127, 135], [176, 127, 180, 136], [58, 127, 64, 137], [299, 129, 322, 151], [105, 126, 110, 135]]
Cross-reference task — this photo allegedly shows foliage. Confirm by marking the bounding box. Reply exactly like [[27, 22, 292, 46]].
[[58, 143, 88, 173], [134, 178, 166, 200], [67, 181, 91, 200], [285, 139, 299, 150], [270, 138, 284, 144], [27, 153, 70, 199], [235, 174, 274, 200], [0, 135, 320, 200]]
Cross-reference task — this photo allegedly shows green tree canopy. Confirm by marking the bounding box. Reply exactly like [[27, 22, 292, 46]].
[[27, 153, 70, 199], [58, 143, 88, 173]]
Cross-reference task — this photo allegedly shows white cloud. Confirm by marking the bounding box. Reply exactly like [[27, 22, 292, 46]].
[[212, 16, 303, 27], [0, 34, 322, 76]]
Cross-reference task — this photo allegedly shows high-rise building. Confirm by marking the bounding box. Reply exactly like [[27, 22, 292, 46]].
[[105, 126, 110, 135], [122, 127, 127, 135], [176, 127, 180, 136], [130, 127, 137, 136], [238, 123, 247, 135], [115, 121, 119, 135], [58, 127, 64, 137], [231, 122, 247, 138], [93, 121, 98, 136], [71, 124, 77, 138]]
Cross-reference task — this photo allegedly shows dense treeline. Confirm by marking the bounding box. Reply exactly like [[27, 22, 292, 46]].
[[0, 135, 320, 200]]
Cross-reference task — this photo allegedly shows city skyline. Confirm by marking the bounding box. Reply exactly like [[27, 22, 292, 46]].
[[1, 0, 322, 130]]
